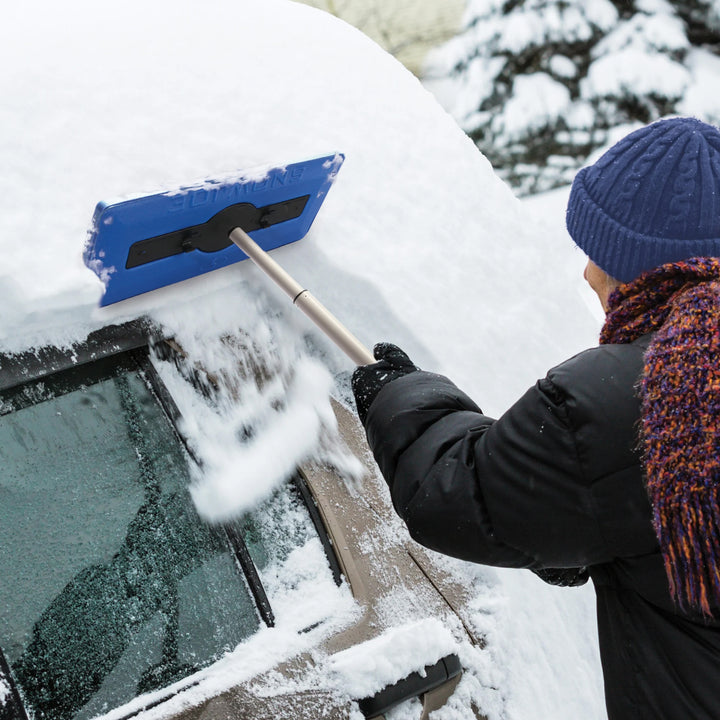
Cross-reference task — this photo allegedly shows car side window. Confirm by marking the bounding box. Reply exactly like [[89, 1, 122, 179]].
[[0, 342, 336, 720]]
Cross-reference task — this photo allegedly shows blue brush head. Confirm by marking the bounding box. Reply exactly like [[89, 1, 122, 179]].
[[84, 154, 344, 306]]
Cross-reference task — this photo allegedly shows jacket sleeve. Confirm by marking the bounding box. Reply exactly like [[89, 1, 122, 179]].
[[363, 361, 654, 569]]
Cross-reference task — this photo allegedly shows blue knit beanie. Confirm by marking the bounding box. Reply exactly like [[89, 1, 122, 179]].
[[566, 117, 720, 283]]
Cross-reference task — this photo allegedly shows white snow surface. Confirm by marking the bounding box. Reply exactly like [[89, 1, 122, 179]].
[[582, 48, 690, 100], [327, 618, 458, 699], [1, 1, 608, 719], [496, 73, 572, 139]]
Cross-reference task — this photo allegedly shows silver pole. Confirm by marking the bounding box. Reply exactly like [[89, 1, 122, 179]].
[[229, 227, 375, 366]]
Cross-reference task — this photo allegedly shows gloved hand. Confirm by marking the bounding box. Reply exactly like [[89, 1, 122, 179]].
[[531, 566, 589, 587], [351, 342, 419, 424]]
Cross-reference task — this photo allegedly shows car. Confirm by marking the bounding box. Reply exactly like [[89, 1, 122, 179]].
[[0, 318, 485, 720]]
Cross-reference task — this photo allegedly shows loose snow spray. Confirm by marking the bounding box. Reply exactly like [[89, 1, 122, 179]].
[[151, 283, 364, 523], [188, 356, 335, 522]]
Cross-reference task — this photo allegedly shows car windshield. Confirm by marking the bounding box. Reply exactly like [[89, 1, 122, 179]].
[[0, 348, 321, 720]]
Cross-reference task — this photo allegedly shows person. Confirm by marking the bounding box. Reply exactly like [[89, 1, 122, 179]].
[[351, 116, 720, 720]]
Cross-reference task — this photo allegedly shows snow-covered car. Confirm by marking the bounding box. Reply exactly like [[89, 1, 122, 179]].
[[0, 318, 484, 720], [1, 1, 609, 718]]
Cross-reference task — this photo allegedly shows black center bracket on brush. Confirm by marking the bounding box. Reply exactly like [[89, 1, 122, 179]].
[[125, 194, 310, 269]]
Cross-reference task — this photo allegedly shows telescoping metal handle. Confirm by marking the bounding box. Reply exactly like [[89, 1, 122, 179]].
[[229, 227, 376, 366]]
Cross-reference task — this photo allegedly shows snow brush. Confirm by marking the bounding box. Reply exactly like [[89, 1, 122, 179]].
[[84, 153, 374, 365]]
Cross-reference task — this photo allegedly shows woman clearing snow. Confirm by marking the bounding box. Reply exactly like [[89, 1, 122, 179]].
[[352, 117, 720, 720]]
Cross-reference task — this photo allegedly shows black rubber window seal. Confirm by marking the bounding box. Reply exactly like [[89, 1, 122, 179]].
[[291, 472, 344, 587], [0, 645, 29, 720]]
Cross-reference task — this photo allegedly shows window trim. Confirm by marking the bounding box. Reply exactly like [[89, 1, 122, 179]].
[[292, 472, 344, 587], [0, 321, 151, 393]]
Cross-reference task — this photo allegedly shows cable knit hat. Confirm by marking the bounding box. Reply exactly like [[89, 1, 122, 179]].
[[566, 117, 720, 283]]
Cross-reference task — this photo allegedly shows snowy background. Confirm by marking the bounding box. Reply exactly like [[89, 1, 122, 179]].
[[3, 0, 715, 718], [424, 0, 720, 195]]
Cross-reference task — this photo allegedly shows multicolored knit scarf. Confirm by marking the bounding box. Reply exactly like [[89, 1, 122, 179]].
[[600, 257, 720, 616]]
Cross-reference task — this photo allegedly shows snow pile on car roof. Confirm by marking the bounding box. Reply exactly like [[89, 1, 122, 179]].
[[0, 0, 595, 408]]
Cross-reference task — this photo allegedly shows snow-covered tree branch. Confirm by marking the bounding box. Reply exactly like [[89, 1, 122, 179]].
[[425, 0, 720, 194]]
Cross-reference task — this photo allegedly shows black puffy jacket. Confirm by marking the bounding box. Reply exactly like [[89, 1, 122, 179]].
[[362, 334, 720, 720]]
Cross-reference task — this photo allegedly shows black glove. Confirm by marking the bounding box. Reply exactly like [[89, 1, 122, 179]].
[[351, 342, 419, 424], [531, 566, 589, 587]]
